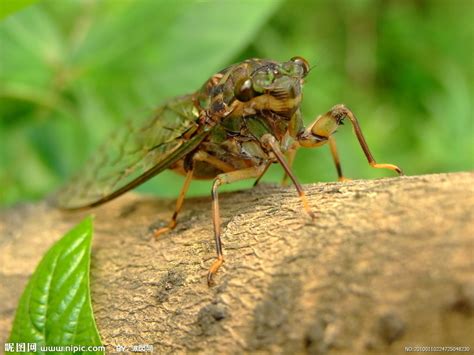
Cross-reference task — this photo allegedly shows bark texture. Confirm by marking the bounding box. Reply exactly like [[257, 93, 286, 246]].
[[0, 172, 473, 354]]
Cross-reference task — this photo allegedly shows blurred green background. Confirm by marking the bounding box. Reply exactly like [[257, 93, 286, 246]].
[[0, 0, 473, 208]]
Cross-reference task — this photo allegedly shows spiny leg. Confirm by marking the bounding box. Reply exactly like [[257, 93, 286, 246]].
[[154, 168, 193, 238], [328, 136, 351, 182], [208, 165, 267, 286], [261, 134, 315, 219]]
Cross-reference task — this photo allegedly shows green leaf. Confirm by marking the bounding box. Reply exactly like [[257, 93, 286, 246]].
[[8, 217, 103, 354], [0, 0, 40, 20]]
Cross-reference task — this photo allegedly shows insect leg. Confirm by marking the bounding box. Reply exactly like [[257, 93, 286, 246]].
[[207, 165, 267, 286], [253, 162, 271, 186], [261, 134, 315, 220], [328, 136, 351, 182], [154, 168, 194, 238], [281, 146, 297, 186], [343, 106, 404, 175], [193, 150, 235, 172]]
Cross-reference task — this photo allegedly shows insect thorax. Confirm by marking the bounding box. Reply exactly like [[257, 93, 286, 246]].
[[176, 59, 306, 179]]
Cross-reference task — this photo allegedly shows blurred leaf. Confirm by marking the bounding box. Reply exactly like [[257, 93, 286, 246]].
[[8, 217, 103, 354], [0, 0, 39, 20]]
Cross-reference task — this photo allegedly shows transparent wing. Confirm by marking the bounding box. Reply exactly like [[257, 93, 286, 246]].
[[55, 94, 208, 209]]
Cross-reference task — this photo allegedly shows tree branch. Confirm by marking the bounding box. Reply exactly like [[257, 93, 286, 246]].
[[1, 172, 473, 353]]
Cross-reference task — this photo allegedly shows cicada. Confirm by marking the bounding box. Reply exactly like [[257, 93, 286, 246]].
[[56, 57, 403, 285]]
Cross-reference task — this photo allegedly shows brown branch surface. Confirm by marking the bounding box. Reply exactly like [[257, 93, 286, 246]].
[[0, 172, 473, 354]]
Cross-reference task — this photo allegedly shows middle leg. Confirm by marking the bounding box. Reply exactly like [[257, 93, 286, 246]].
[[261, 134, 315, 219], [208, 165, 267, 285], [280, 145, 298, 186]]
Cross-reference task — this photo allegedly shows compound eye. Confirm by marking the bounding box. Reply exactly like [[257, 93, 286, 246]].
[[252, 69, 274, 92], [234, 78, 256, 102], [290, 56, 310, 76]]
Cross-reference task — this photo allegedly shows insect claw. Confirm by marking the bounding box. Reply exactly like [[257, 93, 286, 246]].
[[207, 256, 224, 287], [207, 274, 215, 287], [153, 227, 169, 239], [153, 220, 176, 239], [369, 162, 404, 176]]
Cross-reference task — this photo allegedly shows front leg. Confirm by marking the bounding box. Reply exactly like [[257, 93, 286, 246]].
[[299, 104, 403, 177], [280, 144, 298, 186], [261, 134, 315, 220]]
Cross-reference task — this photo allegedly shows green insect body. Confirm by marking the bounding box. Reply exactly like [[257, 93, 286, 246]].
[[56, 57, 402, 285]]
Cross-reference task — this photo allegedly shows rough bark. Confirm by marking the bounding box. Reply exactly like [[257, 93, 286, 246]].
[[0, 172, 473, 354]]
